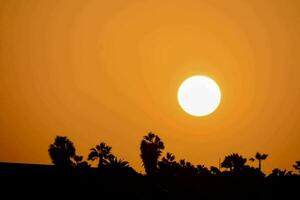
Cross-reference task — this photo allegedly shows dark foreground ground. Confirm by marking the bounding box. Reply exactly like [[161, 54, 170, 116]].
[[0, 162, 299, 199]]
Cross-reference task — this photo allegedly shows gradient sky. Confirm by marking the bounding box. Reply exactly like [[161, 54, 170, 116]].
[[0, 0, 299, 173]]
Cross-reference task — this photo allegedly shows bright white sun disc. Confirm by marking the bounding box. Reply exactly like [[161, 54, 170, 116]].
[[177, 75, 221, 117]]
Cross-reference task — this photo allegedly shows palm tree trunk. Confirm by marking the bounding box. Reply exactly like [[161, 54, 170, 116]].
[[258, 159, 261, 171]]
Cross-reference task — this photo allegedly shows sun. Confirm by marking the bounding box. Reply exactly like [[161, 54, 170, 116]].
[[177, 75, 221, 117]]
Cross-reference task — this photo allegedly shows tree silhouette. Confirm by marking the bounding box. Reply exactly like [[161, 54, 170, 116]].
[[250, 152, 268, 172], [221, 153, 247, 172], [88, 142, 112, 168], [140, 132, 165, 176], [293, 161, 300, 174], [48, 136, 76, 167]]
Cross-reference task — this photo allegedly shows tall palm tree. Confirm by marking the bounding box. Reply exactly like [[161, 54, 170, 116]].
[[48, 136, 76, 167], [140, 132, 165, 176], [250, 152, 268, 171], [88, 142, 112, 168]]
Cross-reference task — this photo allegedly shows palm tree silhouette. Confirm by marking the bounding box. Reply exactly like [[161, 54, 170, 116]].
[[158, 152, 179, 176], [48, 136, 76, 167], [88, 142, 112, 168], [162, 152, 176, 164], [107, 155, 130, 169], [250, 152, 268, 171], [179, 159, 194, 169], [293, 161, 300, 174], [221, 153, 247, 172], [140, 132, 165, 176]]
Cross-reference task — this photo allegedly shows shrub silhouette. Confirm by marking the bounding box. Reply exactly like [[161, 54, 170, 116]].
[[74, 155, 90, 168], [210, 166, 220, 175], [268, 168, 293, 177], [140, 132, 165, 176], [196, 164, 210, 176]]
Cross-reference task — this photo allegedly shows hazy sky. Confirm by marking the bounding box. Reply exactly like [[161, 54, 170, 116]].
[[0, 0, 299, 173]]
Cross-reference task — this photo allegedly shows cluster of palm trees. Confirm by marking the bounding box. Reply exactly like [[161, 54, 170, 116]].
[[48, 136, 129, 170], [139, 133, 268, 177], [48, 133, 300, 177]]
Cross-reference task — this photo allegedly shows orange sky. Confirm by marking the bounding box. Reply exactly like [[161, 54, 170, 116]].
[[0, 0, 299, 173]]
